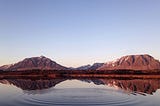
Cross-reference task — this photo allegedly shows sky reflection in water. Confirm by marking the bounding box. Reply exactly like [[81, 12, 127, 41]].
[[0, 78, 160, 106]]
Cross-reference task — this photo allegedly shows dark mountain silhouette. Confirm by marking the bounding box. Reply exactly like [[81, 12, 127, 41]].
[[75, 63, 104, 70], [88, 63, 104, 70], [0, 56, 68, 71], [76, 64, 91, 70], [98, 54, 160, 71], [0, 64, 13, 70]]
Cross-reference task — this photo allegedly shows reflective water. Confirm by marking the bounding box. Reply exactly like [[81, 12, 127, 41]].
[[0, 78, 160, 106]]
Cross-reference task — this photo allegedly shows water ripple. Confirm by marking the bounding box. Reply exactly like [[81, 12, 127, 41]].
[[14, 88, 146, 106]]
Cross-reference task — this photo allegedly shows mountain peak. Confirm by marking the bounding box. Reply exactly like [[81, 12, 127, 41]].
[[40, 55, 47, 58]]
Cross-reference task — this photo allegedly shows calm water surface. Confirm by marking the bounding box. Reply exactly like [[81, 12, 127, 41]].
[[0, 78, 160, 106]]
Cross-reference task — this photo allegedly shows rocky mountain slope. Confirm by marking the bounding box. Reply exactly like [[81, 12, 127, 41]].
[[0, 56, 68, 71], [98, 54, 160, 70]]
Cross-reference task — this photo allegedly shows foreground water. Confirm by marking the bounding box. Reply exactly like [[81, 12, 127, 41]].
[[0, 78, 160, 106]]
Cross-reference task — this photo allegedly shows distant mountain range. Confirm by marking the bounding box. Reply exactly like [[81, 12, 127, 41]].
[[75, 63, 104, 70], [0, 54, 160, 71]]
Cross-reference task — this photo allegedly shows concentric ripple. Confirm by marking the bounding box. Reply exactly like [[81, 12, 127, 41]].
[[14, 88, 147, 106]]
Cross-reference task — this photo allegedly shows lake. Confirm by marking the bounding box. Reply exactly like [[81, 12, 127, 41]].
[[0, 78, 160, 106]]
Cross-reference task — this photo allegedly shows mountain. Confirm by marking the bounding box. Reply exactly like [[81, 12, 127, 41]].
[[76, 64, 91, 70], [0, 64, 13, 70], [1, 54, 160, 71], [88, 63, 104, 70], [98, 54, 160, 71], [75, 63, 104, 70], [0, 56, 68, 71]]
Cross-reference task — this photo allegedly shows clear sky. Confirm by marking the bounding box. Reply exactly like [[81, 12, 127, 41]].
[[0, 0, 160, 67]]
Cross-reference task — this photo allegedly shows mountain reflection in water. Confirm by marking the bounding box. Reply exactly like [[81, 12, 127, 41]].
[[0, 78, 160, 95]]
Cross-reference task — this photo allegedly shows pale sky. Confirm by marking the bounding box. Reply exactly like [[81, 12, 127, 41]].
[[0, 0, 160, 67]]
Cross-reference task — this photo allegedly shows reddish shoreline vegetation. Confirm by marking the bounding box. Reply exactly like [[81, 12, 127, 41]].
[[0, 69, 160, 79], [0, 54, 160, 79]]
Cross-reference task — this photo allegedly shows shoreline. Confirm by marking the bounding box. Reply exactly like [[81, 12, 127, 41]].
[[1, 74, 160, 79], [1, 70, 160, 79]]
